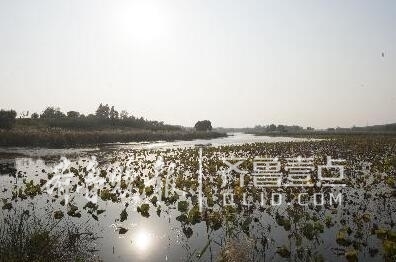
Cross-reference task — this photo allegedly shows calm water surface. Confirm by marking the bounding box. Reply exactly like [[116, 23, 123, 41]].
[[0, 133, 392, 262]]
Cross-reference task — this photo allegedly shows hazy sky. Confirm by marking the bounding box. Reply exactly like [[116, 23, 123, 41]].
[[0, 0, 395, 128]]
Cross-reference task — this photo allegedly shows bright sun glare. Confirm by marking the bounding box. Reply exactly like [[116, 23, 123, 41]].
[[134, 230, 151, 251], [119, 1, 168, 43]]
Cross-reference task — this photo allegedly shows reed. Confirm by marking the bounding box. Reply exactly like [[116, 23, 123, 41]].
[[0, 128, 226, 148]]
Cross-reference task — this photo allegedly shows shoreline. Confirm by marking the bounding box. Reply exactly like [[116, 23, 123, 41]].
[[0, 129, 227, 148]]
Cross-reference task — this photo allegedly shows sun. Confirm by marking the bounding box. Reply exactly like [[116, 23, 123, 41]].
[[117, 1, 169, 43], [134, 230, 151, 251]]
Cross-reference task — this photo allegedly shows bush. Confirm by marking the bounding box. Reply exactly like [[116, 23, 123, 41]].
[[194, 120, 212, 131], [0, 110, 17, 129]]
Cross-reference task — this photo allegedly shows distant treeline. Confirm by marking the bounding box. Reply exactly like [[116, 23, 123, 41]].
[[217, 123, 396, 135], [253, 124, 309, 133], [0, 105, 225, 147], [216, 124, 311, 134], [1, 104, 182, 131], [252, 123, 396, 134]]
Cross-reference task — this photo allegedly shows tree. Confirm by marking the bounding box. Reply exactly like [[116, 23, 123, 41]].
[[109, 106, 119, 120], [40, 107, 65, 119], [120, 110, 129, 120], [0, 109, 17, 129], [109, 106, 119, 126], [95, 103, 110, 119], [31, 113, 39, 119], [67, 111, 80, 118], [268, 124, 277, 131], [194, 120, 212, 131], [277, 125, 286, 132]]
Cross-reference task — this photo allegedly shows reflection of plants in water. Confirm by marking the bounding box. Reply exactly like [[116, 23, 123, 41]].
[[0, 207, 100, 262], [2, 136, 396, 260]]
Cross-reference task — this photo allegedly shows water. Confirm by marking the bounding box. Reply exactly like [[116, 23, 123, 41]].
[[0, 133, 317, 159], [106, 132, 318, 150], [0, 133, 394, 261]]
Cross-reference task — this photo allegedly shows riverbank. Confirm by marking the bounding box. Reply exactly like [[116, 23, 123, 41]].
[[0, 128, 226, 148], [248, 130, 396, 139]]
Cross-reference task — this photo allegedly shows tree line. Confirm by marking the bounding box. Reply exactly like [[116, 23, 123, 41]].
[[0, 104, 182, 131]]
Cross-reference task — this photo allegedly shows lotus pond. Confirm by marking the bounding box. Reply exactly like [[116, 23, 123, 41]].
[[0, 134, 395, 261]]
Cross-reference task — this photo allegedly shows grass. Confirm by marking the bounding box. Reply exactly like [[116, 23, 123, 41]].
[[0, 208, 99, 262], [0, 128, 226, 148]]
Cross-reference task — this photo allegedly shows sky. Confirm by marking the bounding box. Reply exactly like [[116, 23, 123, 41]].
[[0, 0, 395, 128]]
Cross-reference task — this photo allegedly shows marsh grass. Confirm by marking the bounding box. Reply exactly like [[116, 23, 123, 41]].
[[0, 208, 100, 262], [0, 129, 226, 148]]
